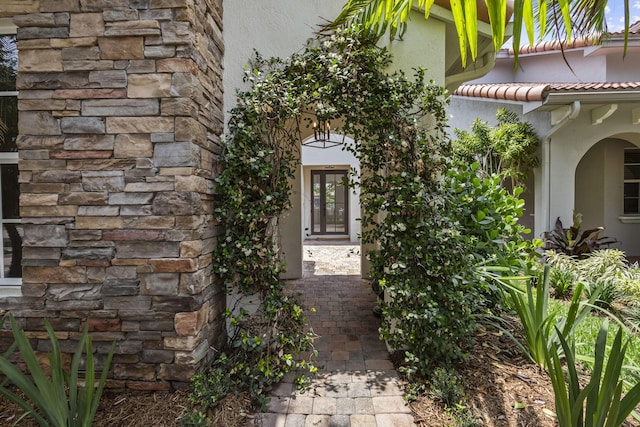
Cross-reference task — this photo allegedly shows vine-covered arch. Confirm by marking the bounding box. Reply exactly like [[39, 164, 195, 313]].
[[214, 28, 448, 297], [200, 28, 530, 409]]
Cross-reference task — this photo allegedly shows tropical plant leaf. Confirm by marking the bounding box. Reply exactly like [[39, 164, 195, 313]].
[[0, 313, 115, 427], [330, 0, 634, 67]]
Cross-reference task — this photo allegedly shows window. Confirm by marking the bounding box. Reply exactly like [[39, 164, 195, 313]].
[[0, 24, 21, 291], [623, 148, 640, 215]]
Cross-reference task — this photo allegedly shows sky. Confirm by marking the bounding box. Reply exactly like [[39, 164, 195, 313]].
[[606, 1, 640, 32]]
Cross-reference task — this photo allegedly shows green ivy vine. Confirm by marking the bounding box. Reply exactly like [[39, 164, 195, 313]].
[[190, 27, 535, 416]]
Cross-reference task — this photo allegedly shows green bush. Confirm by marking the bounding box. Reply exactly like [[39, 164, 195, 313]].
[[452, 108, 539, 188], [0, 313, 114, 427]]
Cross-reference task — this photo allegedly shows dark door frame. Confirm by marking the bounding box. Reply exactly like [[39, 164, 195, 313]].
[[311, 169, 349, 235]]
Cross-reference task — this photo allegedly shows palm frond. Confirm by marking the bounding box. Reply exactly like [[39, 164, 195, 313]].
[[331, 0, 633, 67]]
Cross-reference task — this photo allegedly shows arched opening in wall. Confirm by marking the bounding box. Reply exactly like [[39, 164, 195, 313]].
[[575, 134, 640, 257], [298, 133, 362, 273]]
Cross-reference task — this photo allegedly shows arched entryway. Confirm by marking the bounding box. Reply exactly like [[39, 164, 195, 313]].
[[575, 133, 640, 257]]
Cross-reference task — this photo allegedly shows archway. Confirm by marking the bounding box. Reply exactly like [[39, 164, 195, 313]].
[[575, 135, 640, 257], [300, 134, 360, 244], [210, 28, 484, 395]]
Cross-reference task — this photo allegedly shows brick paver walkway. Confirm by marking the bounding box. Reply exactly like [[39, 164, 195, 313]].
[[253, 242, 416, 427]]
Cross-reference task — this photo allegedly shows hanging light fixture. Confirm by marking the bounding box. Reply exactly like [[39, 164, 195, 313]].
[[303, 119, 343, 149]]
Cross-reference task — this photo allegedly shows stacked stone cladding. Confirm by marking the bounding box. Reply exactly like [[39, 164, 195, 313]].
[[0, 0, 225, 389]]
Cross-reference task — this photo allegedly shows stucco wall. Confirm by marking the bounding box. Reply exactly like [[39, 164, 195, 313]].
[[575, 140, 606, 227], [223, 2, 448, 118], [472, 50, 608, 84], [547, 108, 640, 256]]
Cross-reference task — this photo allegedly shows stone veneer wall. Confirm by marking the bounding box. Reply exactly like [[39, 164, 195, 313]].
[[0, 0, 225, 390]]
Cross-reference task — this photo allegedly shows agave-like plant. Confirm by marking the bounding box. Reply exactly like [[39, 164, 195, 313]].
[[543, 212, 617, 258], [0, 313, 114, 427], [546, 322, 640, 427]]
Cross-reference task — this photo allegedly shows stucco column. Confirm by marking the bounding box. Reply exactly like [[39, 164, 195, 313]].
[[280, 164, 303, 279]]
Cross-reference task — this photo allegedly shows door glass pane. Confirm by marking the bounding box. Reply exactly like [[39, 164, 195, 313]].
[[335, 180, 346, 233], [312, 173, 321, 233], [311, 171, 348, 235], [325, 173, 338, 233], [1, 164, 20, 278]]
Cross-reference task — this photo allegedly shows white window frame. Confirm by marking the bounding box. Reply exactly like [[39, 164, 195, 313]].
[[623, 147, 640, 216], [0, 19, 21, 295]]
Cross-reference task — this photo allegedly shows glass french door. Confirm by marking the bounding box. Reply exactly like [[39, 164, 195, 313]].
[[311, 170, 348, 235]]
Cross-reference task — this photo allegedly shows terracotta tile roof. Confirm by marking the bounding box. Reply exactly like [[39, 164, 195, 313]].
[[609, 19, 640, 36], [510, 37, 598, 55], [507, 20, 640, 55], [453, 82, 640, 102]]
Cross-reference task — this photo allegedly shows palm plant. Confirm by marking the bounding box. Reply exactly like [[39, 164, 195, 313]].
[[331, 0, 634, 68]]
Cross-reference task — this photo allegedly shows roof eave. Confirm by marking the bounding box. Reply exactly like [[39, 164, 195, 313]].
[[543, 91, 640, 105]]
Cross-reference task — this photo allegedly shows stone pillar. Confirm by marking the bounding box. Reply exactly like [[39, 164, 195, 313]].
[[5, 0, 225, 389]]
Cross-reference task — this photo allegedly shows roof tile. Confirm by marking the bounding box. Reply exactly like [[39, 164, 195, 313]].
[[453, 82, 640, 102], [507, 20, 640, 55]]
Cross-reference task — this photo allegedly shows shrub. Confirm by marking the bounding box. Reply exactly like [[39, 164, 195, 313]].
[[542, 212, 616, 258], [0, 313, 114, 427]]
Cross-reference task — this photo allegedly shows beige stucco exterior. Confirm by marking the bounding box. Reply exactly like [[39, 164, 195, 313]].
[[449, 35, 640, 256], [224, 1, 497, 278]]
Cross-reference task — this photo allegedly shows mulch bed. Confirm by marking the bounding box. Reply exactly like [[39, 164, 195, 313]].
[[2, 321, 638, 426]]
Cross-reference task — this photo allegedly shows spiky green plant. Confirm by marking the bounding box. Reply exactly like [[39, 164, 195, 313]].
[[546, 322, 640, 427], [0, 313, 114, 427], [489, 265, 598, 369]]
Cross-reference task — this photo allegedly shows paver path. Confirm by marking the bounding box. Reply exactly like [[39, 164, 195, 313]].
[[253, 241, 416, 427]]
